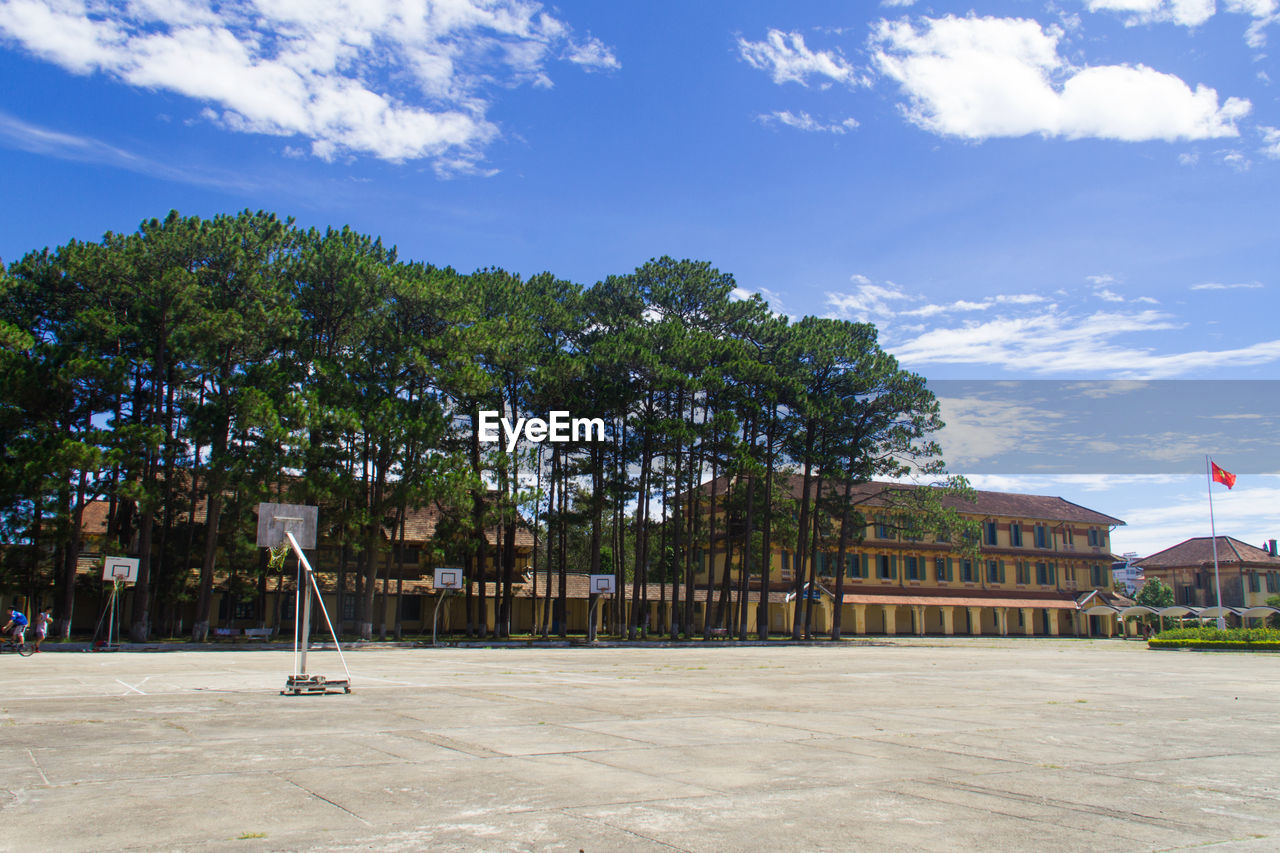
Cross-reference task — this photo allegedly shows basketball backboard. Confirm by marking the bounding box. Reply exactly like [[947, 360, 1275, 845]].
[[589, 574, 615, 594], [256, 503, 319, 550], [434, 567, 463, 590], [102, 556, 139, 583]]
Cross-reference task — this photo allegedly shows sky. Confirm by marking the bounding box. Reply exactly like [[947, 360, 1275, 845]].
[[1, 0, 1279, 560]]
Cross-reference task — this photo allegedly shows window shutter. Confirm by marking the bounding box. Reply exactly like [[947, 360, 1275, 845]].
[[860, 553, 869, 579], [946, 558, 953, 582], [890, 554, 897, 579], [998, 560, 1006, 584]]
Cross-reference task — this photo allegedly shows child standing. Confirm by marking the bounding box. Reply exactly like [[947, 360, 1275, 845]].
[[34, 607, 52, 652]]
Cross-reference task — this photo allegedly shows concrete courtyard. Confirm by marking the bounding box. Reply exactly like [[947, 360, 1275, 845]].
[[1, 638, 1277, 852]]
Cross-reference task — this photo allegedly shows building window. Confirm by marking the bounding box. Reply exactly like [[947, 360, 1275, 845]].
[[877, 554, 892, 579], [986, 560, 1001, 583], [1034, 525, 1049, 548], [234, 599, 256, 621], [1062, 527, 1073, 546], [400, 595, 422, 620], [342, 594, 356, 621], [781, 550, 792, 581], [1090, 565, 1104, 587], [1016, 561, 1029, 585], [984, 521, 998, 546], [935, 557, 948, 582], [904, 556, 920, 580], [1249, 572, 1262, 593], [960, 559, 975, 583], [819, 553, 835, 577], [1268, 572, 1279, 594], [876, 519, 892, 539], [1088, 528, 1100, 547], [1010, 523, 1023, 547], [1036, 562, 1048, 585]]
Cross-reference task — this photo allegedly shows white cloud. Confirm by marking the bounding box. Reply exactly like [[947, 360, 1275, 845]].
[[756, 110, 859, 134], [0, 108, 285, 192], [871, 15, 1251, 142], [827, 276, 1049, 322], [891, 311, 1280, 377], [1085, 0, 1216, 27], [0, 0, 616, 169], [827, 276, 1280, 377], [1191, 281, 1265, 290], [737, 29, 860, 87], [1262, 126, 1280, 157], [826, 278, 912, 319]]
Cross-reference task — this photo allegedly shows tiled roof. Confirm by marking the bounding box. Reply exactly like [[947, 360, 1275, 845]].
[[696, 475, 1124, 526], [79, 493, 532, 550], [1137, 536, 1280, 569]]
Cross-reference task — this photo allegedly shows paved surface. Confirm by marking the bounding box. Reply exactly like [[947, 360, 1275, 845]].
[[1, 639, 1277, 852]]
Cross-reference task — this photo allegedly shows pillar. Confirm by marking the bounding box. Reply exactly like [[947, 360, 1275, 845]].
[[997, 607, 1009, 636], [1048, 609, 1060, 636], [881, 604, 897, 635], [967, 607, 982, 636], [914, 605, 926, 636], [853, 604, 867, 635], [1021, 607, 1035, 636], [941, 606, 955, 635]]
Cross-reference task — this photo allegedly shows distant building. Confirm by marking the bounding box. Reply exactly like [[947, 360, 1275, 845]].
[[1111, 552, 1143, 595], [1136, 537, 1280, 608]]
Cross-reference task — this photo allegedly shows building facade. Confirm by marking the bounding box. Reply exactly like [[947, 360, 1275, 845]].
[[694, 475, 1127, 637], [1136, 536, 1280, 609]]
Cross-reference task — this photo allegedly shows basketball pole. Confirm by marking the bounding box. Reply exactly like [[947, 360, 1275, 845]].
[[284, 529, 351, 686]]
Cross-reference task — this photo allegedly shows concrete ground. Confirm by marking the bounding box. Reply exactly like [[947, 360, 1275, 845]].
[[1, 639, 1276, 852]]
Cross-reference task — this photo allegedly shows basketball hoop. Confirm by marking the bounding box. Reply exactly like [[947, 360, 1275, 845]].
[[255, 502, 351, 696]]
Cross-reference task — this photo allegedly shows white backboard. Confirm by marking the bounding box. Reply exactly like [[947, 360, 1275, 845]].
[[589, 574, 615, 594], [256, 503, 319, 550], [103, 556, 139, 583], [434, 567, 463, 590]]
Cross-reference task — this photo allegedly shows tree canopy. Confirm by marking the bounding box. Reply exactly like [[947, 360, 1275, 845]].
[[0, 209, 972, 641]]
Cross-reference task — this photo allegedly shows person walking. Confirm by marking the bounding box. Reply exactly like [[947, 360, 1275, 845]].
[[34, 607, 52, 652]]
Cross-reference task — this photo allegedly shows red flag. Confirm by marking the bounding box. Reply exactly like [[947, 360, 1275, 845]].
[[1211, 461, 1236, 489]]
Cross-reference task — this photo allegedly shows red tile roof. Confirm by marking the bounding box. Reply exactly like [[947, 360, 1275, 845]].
[[1137, 536, 1280, 569], [694, 475, 1124, 526]]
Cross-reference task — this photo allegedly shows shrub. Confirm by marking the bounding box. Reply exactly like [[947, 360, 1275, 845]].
[[1149, 625, 1280, 650]]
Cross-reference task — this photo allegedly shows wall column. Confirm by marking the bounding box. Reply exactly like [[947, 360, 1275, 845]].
[[881, 604, 897, 635], [853, 604, 867, 635], [1047, 609, 1060, 636], [914, 605, 926, 636], [941, 606, 955, 635], [997, 607, 1009, 636], [967, 607, 982, 635], [1021, 607, 1035, 636]]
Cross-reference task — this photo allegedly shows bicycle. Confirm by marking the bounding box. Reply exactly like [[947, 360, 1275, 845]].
[[1, 636, 34, 656]]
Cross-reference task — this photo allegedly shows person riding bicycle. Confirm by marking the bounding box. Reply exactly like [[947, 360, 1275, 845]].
[[3, 606, 28, 648]]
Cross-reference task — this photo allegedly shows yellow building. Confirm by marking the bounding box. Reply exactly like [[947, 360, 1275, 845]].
[[1136, 536, 1280, 610], [694, 475, 1127, 637]]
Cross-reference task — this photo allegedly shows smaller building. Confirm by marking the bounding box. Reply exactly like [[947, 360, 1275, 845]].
[[1136, 537, 1280, 608]]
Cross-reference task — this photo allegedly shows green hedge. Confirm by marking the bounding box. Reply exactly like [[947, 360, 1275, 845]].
[[1149, 626, 1280, 650]]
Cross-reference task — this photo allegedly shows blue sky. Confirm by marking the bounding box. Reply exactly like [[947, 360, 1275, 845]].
[[2, 0, 1278, 559]]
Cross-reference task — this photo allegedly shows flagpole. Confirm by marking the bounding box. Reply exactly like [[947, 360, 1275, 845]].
[[1206, 455, 1225, 630]]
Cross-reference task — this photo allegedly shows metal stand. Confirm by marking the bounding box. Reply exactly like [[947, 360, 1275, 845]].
[[432, 590, 453, 646], [281, 530, 351, 695]]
